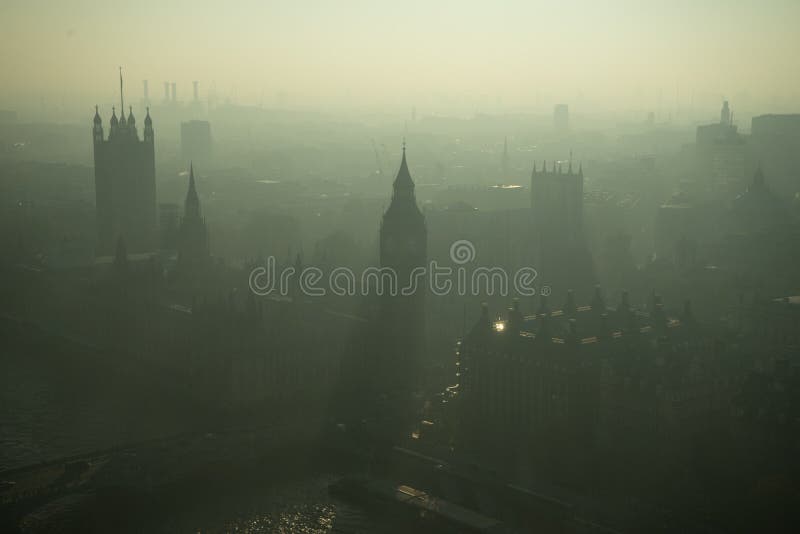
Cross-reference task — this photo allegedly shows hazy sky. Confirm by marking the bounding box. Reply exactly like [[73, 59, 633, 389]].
[[2, 0, 799, 114]]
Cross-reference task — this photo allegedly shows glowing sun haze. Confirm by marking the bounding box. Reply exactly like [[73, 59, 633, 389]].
[[2, 0, 798, 113]]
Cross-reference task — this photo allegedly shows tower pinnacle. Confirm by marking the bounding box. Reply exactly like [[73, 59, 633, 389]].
[[119, 66, 124, 116]]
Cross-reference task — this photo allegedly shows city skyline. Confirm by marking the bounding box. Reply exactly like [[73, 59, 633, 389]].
[[2, 1, 800, 116]]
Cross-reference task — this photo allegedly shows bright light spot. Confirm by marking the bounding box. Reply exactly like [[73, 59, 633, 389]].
[[494, 321, 506, 332]]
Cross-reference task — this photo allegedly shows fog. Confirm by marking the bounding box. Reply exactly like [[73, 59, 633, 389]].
[[2, 2, 800, 533], [3, 0, 800, 119]]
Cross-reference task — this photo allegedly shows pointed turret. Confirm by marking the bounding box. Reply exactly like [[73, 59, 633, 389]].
[[391, 142, 417, 204], [177, 163, 209, 274], [381, 142, 425, 239], [143, 106, 153, 143], [93, 105, 103, 143], [185, 163, 201, 219], [118, 66, 125, 121]]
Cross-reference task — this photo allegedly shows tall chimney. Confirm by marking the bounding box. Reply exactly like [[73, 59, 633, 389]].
[[171, 83, 177, 102], [163, 82, 169, 102], [192, 81, 199, 102], [143, 80, 149, 101]]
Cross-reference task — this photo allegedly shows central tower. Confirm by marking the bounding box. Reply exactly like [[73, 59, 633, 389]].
[[378, 143, 427, 401], [93, 69, 156, 255]]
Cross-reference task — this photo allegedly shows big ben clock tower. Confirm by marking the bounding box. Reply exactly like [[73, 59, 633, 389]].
[[378, 143, 427, 409]]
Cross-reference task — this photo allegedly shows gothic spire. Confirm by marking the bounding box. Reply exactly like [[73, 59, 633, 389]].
[[392, 141, 415, 198], [119, 66, 125, 117], [185, 163, 201, 219]]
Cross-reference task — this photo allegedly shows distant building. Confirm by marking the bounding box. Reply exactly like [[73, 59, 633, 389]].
[[92, 72, 157, 255], [751, 113, 800, 139], [695, 101, 746, 191], [177, 164, 210, 273], [553, 104, 569, 133], [720, 100, 731, 125], [530, 160, 593, 291], [453, 291, 731, 482], [181, 120, 213, 166], [530, 160, 583, 245]]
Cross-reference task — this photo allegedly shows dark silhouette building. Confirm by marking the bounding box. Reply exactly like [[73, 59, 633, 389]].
[[530, 160, 583, 246], [530, 160, 594, 292], [92, 72, 156, 255], [377, 144, 428, 426], [452, 291, 731, 488], [177, 164, 209, 273]]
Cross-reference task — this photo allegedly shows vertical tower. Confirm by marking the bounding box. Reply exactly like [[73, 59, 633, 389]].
[[92, 70, 157, 255], [720, 100, 731, 125], [530, 159, 583, 244], [378, 143, 427, 401], [530, 159, 593, 292], [177, 163, 209, 273]]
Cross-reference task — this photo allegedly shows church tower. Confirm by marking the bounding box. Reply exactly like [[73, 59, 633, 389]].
[[93, 69, 157, 255], [378, 143, 427, 402], [177, 163, 210, 273]]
